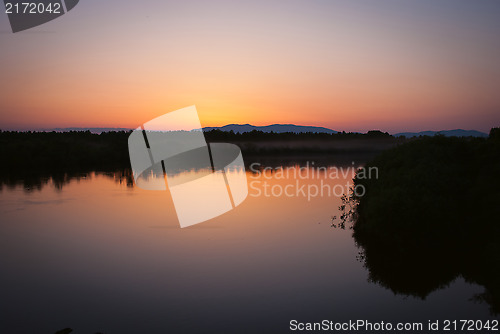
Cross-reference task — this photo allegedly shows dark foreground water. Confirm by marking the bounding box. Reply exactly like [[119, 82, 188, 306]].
[[0, 167, 497, 334]]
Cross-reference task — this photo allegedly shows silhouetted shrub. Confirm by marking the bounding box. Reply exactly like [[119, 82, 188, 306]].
[[336, 130, 500, 314]]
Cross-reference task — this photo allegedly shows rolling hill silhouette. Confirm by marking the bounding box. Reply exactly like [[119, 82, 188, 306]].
[[202, 124, 338, 134]]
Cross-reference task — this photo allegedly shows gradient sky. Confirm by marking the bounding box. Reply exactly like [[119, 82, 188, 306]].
[[0, 0, 499, 133]]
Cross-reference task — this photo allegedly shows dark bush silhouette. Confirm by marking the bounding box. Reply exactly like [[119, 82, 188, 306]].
[[335, 128, 500, 314], [53, 329, 104, 334], [54, 329, 72, 334]]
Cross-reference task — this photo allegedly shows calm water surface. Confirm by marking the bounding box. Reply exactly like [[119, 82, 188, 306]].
[[0, 167, 494, 333]]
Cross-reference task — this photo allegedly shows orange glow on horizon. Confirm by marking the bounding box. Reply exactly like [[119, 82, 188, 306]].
[[0, 1, 499, 133]]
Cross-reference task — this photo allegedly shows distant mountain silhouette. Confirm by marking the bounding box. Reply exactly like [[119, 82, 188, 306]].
[[394, 129, 488, 138], [21, 126, 488, 138], [202, 124, 338, 134]]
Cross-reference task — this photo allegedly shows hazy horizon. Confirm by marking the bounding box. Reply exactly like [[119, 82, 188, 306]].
[[1, 0, 500, 133], [0, 122, 494, 135]]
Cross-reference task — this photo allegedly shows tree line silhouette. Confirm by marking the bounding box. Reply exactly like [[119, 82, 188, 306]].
[[0, 129, 398, 174]]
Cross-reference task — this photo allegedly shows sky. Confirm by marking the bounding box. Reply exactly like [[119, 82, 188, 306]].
[[0, 0, 499, 133]]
